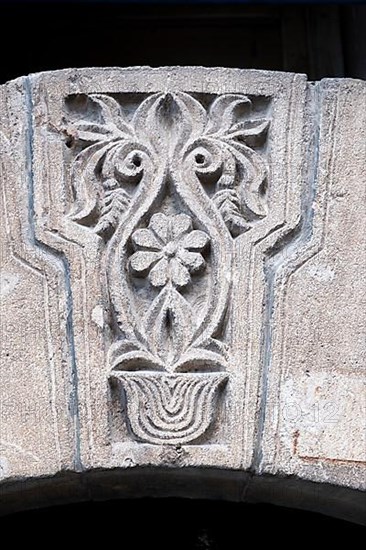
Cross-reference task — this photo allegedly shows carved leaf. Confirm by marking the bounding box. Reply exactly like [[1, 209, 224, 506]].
[[133, 92, 207, 155], [70, 141, 117, 224], [94, 187, 131, 235], [174, 348, 228, 372], [144, 285, 194, 369], [89, 94, 123, 125], [227, 141, 268, 220], [227, 118, 270, 147], [108, 339, 164, 371], [68, 122, 112, 144], [66, 96, 131, 149], [84, 94, 131, 137], [206, 94, 251, 135], [213, 189, 250, 236]]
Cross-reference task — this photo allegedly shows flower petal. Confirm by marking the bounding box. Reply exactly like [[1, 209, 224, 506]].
[[129, 251, 161, 274], [177, 249, 205, 273], [132, 228, 162, 251], [148, 258, 169, 288], [171, 258, 191, 288], [179, 230, 209, 251], [171, 214, 192, 241], [148, 213, 169, 244]]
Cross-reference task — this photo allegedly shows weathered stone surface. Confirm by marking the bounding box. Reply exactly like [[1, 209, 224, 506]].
[[259, 78, 366, 489], [0, 80, 74, 481], [0, 68, 364, 522]]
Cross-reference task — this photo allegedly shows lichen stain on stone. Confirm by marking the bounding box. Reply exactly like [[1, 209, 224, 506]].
[[0, 271, 20, 299], [91, 304, 104, 328], [306, 264, 335, 283]]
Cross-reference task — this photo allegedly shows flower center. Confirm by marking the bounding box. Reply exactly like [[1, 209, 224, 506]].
[[163, 242, 177, 258]]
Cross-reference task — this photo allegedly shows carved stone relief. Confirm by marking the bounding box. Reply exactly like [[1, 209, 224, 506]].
[[63, 91, 270, 444], [27, 68, 306, 469], [1, 68, 365, 522]]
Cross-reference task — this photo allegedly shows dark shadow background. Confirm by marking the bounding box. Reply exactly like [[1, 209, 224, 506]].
[[1, 498, 364, 545], [0, 2, 365, 84], [0, 0, 365, 539]]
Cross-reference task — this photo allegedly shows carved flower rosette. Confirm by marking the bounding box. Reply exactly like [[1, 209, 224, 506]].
[[66, 91, 269, 445]]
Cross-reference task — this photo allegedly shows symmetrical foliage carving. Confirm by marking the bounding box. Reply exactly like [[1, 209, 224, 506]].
[[65, 91, 270, 445]]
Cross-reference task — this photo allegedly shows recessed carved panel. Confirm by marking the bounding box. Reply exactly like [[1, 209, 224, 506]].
[[63, 91, 270, 444]]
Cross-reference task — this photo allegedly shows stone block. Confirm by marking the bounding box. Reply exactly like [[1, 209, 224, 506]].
[[0, 79, 74, 482], [259, 78, 366, 491], [0, 68, 364, 521]]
